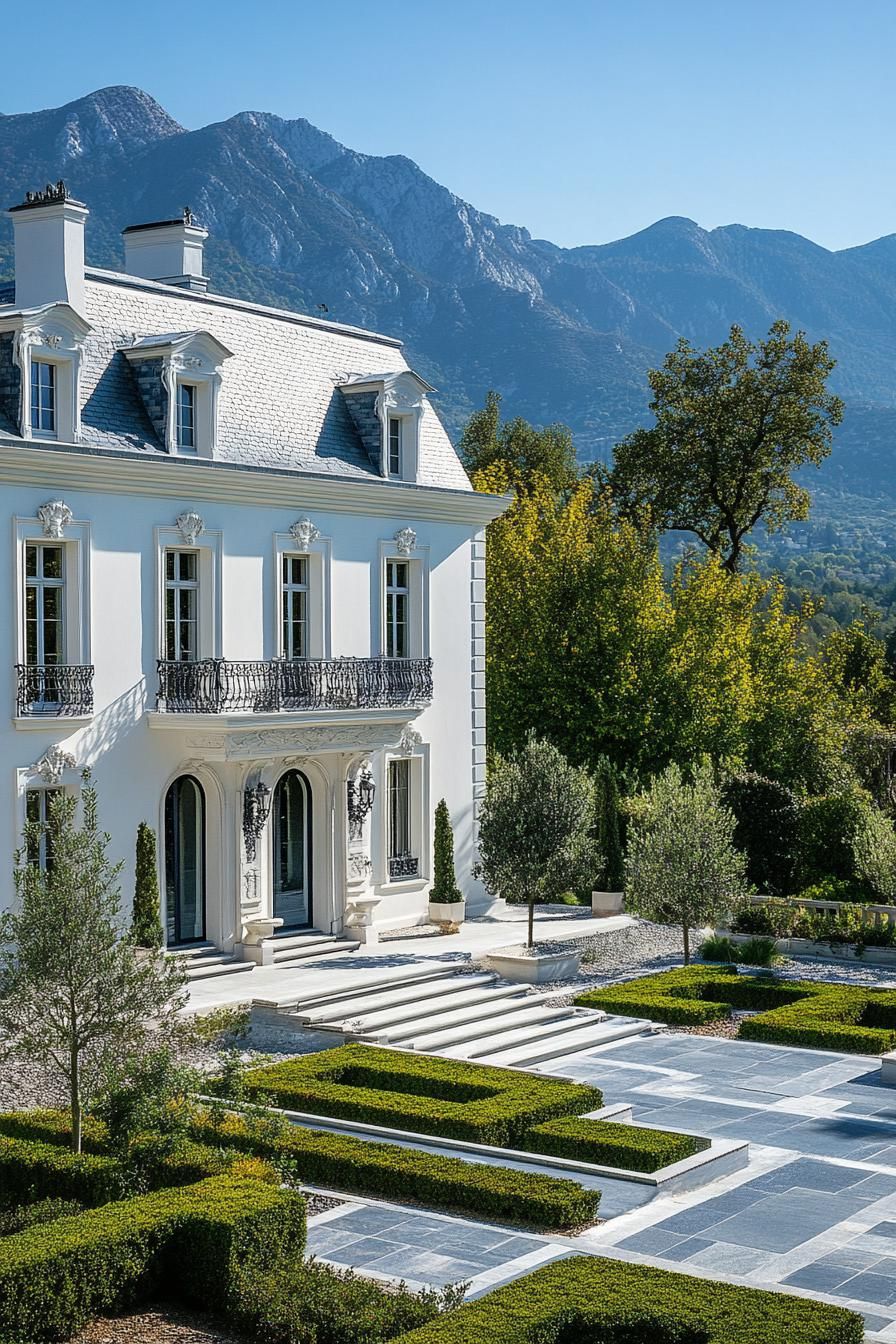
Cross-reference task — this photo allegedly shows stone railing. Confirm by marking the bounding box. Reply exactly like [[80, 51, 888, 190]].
[[746, 893, 896, 931]]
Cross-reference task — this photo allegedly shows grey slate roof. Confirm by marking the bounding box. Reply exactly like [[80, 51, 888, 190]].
[[0, 273, 471, 491]]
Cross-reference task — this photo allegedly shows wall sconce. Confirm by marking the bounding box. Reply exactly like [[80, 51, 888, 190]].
[[243, 780, 271, 862], [347, 767, 376, 840]]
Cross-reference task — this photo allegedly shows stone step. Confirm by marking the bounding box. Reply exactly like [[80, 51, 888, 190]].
[[408, 1003, 575, 1053], [183, 955, 255, 982], [255, 962, 449, 1012], [429, 1010, 591, 1059], [167, 941, 217, 959], [377, 986, 544, 1041], [343, 979, 524, 1035], [479, 1015, 650, 1068], [294, 971, 496, 1024], [271, 937, 361, 966]]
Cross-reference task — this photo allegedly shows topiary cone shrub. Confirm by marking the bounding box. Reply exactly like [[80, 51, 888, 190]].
[[430, 799, 464, 931], [131, 822, 164, 949]]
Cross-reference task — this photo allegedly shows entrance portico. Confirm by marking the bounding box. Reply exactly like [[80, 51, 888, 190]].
[[151, 708, 423, 954]]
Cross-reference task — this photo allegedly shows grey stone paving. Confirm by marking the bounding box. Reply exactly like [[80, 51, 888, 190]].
[[305, 1200, 569, 1295], [544, 1034, 896, 1339]]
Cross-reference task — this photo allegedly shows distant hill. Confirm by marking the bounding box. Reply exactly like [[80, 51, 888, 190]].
[[1, 86, 895, 520]]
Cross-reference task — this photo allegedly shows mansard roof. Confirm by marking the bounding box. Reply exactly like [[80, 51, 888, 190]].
[[0, 272, 470, 491]]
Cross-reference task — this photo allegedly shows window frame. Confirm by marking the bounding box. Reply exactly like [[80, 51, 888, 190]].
[[155, 524, 222, 664], [387, 416, 403, 477], [164, 548, 201, 663], [30, 358, 57, 437], [24, 541, 66, 666], [376, 537, 429, 660], [175, 381, 197, 453], [378, 743, 429, 890], [25, 785, 64, 873], [271, 529, 331, 662], [13, 511, 92, 724]]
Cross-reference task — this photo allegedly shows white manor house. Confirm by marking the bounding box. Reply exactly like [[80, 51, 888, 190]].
[[0, 183, 506, 971]]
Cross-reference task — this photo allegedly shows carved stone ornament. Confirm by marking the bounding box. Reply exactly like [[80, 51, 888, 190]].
[[37, 500, 73, 539], [289, 517, 320, 552], [176, 511, 204, 545], [43, 332, 63, 349], [183, 356, 203, 369], [33, 746, 77, 785], [394, 527, 416, 556], [396, 724, 422, 756]]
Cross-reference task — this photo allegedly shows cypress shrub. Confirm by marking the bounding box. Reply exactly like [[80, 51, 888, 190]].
[[131, 822, 163, 948], [430, 799, 462, 904], [722, 772, 801, 895], [595, 757, 624, 890]]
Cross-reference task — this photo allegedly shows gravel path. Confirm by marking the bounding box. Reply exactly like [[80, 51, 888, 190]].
[[74, 1309, 243, 1344]]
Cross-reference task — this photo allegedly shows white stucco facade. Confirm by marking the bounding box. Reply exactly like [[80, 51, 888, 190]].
[[0, 189, 506, 951]]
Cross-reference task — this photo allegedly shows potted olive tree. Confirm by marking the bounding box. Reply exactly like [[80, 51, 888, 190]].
[[476, 735, 601, 982], [429, 800, 465, 932]]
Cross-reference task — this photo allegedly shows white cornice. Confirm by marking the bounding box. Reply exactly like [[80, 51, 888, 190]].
[[0, 441, 510, 527]]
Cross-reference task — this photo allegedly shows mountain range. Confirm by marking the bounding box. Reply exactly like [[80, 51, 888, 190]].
[[1, 85, 895, 522]]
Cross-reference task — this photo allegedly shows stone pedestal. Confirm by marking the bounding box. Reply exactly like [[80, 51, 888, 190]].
[[345, 895, 381, 945]]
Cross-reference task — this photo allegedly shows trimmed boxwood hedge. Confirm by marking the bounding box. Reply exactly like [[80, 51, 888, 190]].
[[0, 1108, 108, 1152], [0, 1136, 120, 1209], [0, 1174, 306, 1341], [393, 1253, 863, 1344], [191, 1110, 600, 1230], [576, 965, 896, 1054], [242, 1043, 604, 1146], [524, 1116, 709, 1172]]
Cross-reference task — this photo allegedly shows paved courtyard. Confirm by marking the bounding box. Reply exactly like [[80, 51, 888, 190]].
[[546, 1033, 896, 1340]]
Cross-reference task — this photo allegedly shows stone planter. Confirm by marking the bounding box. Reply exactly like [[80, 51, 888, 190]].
[[592, 890, 624, 919], [485, 945, 582, 984], [429, 900, 465, 933]]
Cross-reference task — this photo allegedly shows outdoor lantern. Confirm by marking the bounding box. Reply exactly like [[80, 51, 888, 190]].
[[243, 780, 272, 862]]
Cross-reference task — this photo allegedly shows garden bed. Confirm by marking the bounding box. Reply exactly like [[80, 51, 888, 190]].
[[241, 1044, 712, 1173], [393, 1253, 862, 1343], [576, 964, 896, 1053]]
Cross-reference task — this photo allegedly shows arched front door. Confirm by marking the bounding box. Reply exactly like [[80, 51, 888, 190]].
[[272, 769, 311, 928], [164, 775, 206, 945]]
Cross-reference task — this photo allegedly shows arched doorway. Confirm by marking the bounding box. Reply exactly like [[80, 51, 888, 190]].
[[164, 775, 206, 945], [272, 769, 311, 928]]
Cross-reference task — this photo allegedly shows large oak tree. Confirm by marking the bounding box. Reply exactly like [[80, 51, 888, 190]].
[[612, 321, 844, 572]]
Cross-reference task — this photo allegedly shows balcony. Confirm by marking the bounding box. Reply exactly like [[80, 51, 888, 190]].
[[156, 656, 434, 715], [16, 663, 95, 717]]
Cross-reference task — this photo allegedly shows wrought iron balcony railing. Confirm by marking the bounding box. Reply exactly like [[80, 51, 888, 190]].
[[16, 663, 95, 716], [389, 853, 420, 880], [157, 656, 434, 714]]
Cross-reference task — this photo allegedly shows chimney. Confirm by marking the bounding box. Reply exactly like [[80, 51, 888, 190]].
[[122, 208, 209, 291], [7, 182, 89, 313]]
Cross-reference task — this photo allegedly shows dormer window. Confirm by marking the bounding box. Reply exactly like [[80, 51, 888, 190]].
[[30, 360, 56, 436], [388, 417, 402, 477], [0, 302, 91, 444], [338, 369, 435, 484], [122, 330, 232, 459], [176, 383, 196, 452]]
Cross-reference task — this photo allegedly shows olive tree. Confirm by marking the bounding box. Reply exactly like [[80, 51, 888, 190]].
[[626, 761, 751, 962], [476, 735, 601, 948], [0, 776, 186, 1152]]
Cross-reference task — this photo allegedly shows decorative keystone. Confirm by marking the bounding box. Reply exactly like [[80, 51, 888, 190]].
[[37, 500, 73, 539]]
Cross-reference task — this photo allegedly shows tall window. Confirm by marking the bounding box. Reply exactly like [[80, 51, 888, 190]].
[[281, 555, 308, 660], [388, 759, 416, 877], [164, 776, 205, 945], [388, 417, 402, 476], [385, 559, 409, 659], [26, 788, 62, 872], [31, 360, 56, 435], [176, 383, 196, 451], [25, 543, 64, 665], [165, 550, 199, 662]]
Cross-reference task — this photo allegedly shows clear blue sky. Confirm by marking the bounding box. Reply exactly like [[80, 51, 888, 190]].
[[3, 0, 893, 251]]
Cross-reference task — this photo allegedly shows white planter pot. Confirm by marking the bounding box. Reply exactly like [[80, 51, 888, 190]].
[[485, 947, 582, 984], [591, 891, 624, 919], [429, 900, 465, 933]]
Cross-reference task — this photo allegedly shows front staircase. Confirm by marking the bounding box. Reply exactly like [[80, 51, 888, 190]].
[[171, 928, 360, 982], [264, 963, 651, 1068]]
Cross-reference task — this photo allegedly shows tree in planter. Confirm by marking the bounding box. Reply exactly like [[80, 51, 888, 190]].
[[431, 799, 463, 905], [131, 821, 164, 949], [476, 736, 601, 949], [625, 761, 751, 963], [595, 757, 624, 892], [0, 776, 186, 1152]]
